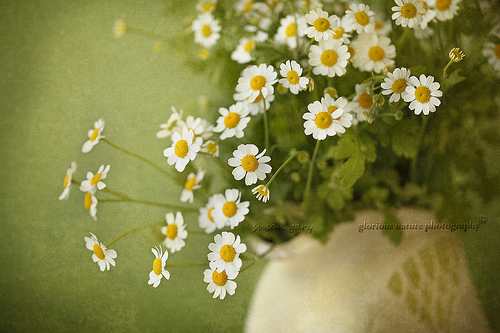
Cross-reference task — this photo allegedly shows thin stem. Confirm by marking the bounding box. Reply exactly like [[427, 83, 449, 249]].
[[166, 263, 207, 268], [106, 221, 164, 247], [101, 138, 175, 181], [303, 139, 321, 210], [102, 187, 131, 200], [262, 94, 270, 152], [265, 151, 300, 188], [442, 59, 454, 82], [99, 198, 198, 212]]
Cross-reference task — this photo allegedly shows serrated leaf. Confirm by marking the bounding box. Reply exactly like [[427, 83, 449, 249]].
[[330, 136, 358, 159], [338, 152, 365, 188]]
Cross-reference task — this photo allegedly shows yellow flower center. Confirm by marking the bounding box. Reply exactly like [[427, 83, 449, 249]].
[[368, 46, 385, 61], [332, 27, 345, 39], [207, 141, 218, 154], [250, 75, 266, 91], [243, 1, 253, 13], [414, 86, 431, 103], [257, 185, 269, 196], [220, 245, 236, 262], [327, 106, 341, 120], [90, 128, 99, 142], [435, 0, 450, 11], [84, 193, 92, 211], [222, 201, 237, 217], [207, 207, 215, 222], [153, 257, 162, 275], [419, 0, 428, 11], [287, 70, 300, 84], [314, 17, 331, 32], [174, 140, 189, 158], [244, 40, 255, 52], [184, 177, 196, 190], [320, 49, 338, 67], [93, 244, 105, 260], [401, 3, 417, 18], [285, 23, 297, 37], [202, 2, 215, 12], [90, 173, 102, 187], [224, 112, 240, 129], [358, 93, 373, 109], [63, 174, 69, 188], [494, 44, 500, 59], [241, 154, 259, 172], [201, 24, 212, 37], [314, 111, 333, 129], [166, 224, 178, 240], [355, 11, 369, 26], [212, 269, 228, 286], [391, 79, 407, 94], [375, 20, 384, 30]]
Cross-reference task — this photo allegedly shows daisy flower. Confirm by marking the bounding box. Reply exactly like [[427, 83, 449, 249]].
[[203, 261, 238, 300], [212, 189, 250, 229], [320, 95, 353, 133], [196, 0, 217, 13], [391, 0, 426, 28], [180, 170, 205, 203], [374, 18, 392, 36], [185, 115, 207, 146], [417, 1, 436, 29], [274, 14, 307, 49], [161, 212, 188, 253], [212, 102, 251, 140], [228, 144, 272, 186], [156, 107, 185, 139], [330, 16, 353, 44], [82, 118, 105, 153], [349, 84, 375, 125], [148, 246, 170, 288], [207, 231, 247, 275], [234, 64, 277, 103], [231, 31, 268, 64], [304, 8, 338, 41], [199, 194, 226, 233], [279, 60, 309, 95], [428, 0, 461, 22], [113, 20, 126, 38], [79, 164, 110, 193], [201, 140, 219, 157], [344, 3, 375, 34], [84, 191, 98, 221], [58, 162, 77, 200], [403, 74, 442, 115], [163, 127, 200, 172], [191, 13, 221, 48], [381, 67, 412, 102], [308, 38, 350, 77], [350, 33, 396, 73], [84, 232, 117, 272], [303, 100, 345, 140], [482, 39, 500, 72], [252, 185, 270, 203], [235, 0, 255, 15]]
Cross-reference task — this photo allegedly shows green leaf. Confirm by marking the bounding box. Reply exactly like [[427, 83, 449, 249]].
[[382, 209, 403, 245], [391, 120, 419, 159], [329, 136, 357, 159], [338, 151, 365, 188]]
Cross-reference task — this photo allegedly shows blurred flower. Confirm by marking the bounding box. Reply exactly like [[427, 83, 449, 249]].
[[207, 231, 247, 274], [482, 39, 500, 72], [161, 212, 188, 253], [212, 189, 249, 229], [429, 0, 461, 21], [148, 246, 170, 288], [196, 0, 217, 13], [231, 31, 268, 64], [274, 14, 306, 49], [213, 102, 251, 140], [228, 144, 272, 186], [113, 20, 126, 38], [201, 140, 219, 157], [351, 33, 396, 74], [156, 107, 185, 139], [203, 261, 238, 299], [58, 162, 77, 200], [192, 13, 221, 48], [84, 232, 117, 272], [404, 74, 442, 115], [84, 192, 98, 221], [199, 195, 223, 233], [80, 164, 110, 193], [82, 118, 105, 153], [163, 127, 200, 172], [349, 84, 374, 125], [381, 67, 412, 102], [180, 170, 205, 203]]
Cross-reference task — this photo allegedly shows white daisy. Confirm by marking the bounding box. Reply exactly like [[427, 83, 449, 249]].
[[199, 195, 224, 233], [308, 38, 350, 77], [392, 0, 426, 28], [228, 144, 272, 186], [381, 67, 412, 103], [84, 232, 117, 272], [234, 64, 278, 103], [403, 74, 443, 115], [279, 60, 309, 95], [79, 164, 110, 193], [196, 0, 217, 13], [483, 39, 500, 72], [212, 102, 251, 140], [163, 127, 200, 172], [203, 261, 238, 300], [207, 231, 247, 274], [185, 115, 207, 146], [344, 3, 376, 34], [244, 92, 275, 116], [429, 0, 461, 21], [201, 140, 219, 157], [58, 161, 77, 200], [320, 95, 353, 132], [82, 118, 105, 153], [296, 0, 323, 12], [252, 185, 270, 203], [349, 84, 375, 125], [303, 100, 345, 140], [231, 31, 268, 64], [374, 18, 393, 36], [274, 14, 307, 49], [191, 13, 221, 48], [330, 16, 353, 44], [235, 0, 255, 15], [211, 189, 250, 229], [148, 246, 170, 288], [156, 107, 185, 139], [350, 33, 396, 73], [304, 8, 338, 41], [161, 212, 188, 253], [180, 170, 205, 203], [84, 192, 98, 221], [417, 1, 436, 29]]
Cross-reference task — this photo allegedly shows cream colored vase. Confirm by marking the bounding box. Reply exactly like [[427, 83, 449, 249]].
[[245, 208, 491, 333]]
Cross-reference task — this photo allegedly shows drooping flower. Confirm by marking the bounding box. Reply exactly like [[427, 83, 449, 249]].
[[207, 231, 247, 274], [279, 60, 309, 95], [212, 102, 251, 140], [58, 162, 77, 200], [211, 189, 250, 229], [163, 127, 200, 172], [79, 164, 110, 193], [148, 246, 170, 288], [308, 38, 350, 77], [381, 67, 412, 103], [252, 185, 270, 203], [82, 119, 105, 153], [84, 232, 117, 272], [161, 212, 188, 253], [403, 74, 442, 115], [228, 144, 272, 186]]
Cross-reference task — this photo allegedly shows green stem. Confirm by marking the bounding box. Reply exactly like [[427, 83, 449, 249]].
[[442, 59, 454, 82], [99, 198, 198, 212], [102, 187, 131, 200], [303, 139, 321, 210], [264, 151, 300, 188], [106, 221, 164, 247], [166, 263, 207, 268]]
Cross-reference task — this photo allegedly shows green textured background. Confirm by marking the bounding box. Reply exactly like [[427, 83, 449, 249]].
[[0, 1, 498, 332]]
